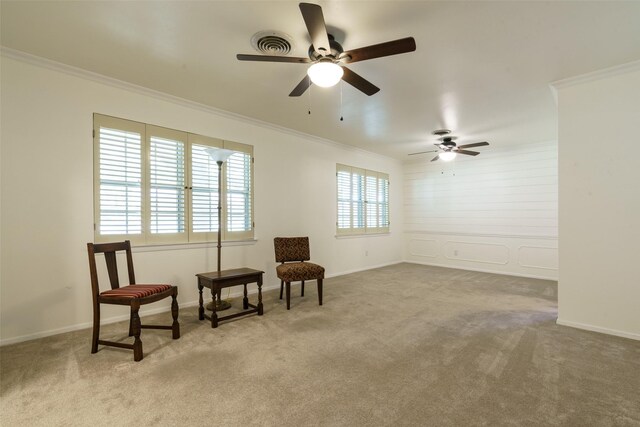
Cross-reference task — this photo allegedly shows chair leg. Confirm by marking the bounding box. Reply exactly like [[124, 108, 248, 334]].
[[128, 314, 134, 337], [301, 280, 305, 297], [317, 279, 323, 306], [171, 293, 180, 339], [91, 302, 100, 354], [279, 280, 284, 300], [131, 302, 143, 362], [286, 282, 291, 310]]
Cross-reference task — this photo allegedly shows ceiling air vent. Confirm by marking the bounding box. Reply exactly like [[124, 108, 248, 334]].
[[251, 31, 294, 55]]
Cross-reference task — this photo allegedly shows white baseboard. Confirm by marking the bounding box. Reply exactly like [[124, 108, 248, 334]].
[[0, 301, 192, 347], [326, 260, 403, 279], [0, 260, 542, 347], [0, 283, 283, 347], [404, 260, 558, 281], [556, 318, 640, 341], [0, 264, 402, 347]]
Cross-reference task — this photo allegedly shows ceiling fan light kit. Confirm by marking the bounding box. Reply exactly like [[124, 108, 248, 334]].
[[439, 151, 457, 162], [307, 60, 343, 87]]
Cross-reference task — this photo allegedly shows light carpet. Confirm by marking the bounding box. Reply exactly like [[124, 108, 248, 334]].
[[1, 263, 639, 426]]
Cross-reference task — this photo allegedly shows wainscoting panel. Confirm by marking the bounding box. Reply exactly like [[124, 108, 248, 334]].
[[404, 232, 558, 280], [444, 241, 510, 265], [409, 238, 439, 258], [518, 245, 559, 270]]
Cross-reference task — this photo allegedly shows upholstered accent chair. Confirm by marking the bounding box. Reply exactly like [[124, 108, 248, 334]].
[[274, 237, 325, 310], [87, 240, 180, 362]]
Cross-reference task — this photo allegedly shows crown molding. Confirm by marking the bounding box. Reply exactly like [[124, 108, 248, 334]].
[[551, 59, 640, 90], [1, 47, 400, 164]]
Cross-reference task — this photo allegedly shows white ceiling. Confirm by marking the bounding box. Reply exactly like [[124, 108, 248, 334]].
[[2, 1, 639, 159]]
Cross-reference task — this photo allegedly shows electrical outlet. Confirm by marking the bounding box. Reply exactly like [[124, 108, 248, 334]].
[[365, 250, 369, 256], [454, 249, 459, 256]]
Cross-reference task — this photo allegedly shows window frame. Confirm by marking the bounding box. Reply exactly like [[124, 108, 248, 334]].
[[336, 163, 390, 236], [93, 114, 254, 245]]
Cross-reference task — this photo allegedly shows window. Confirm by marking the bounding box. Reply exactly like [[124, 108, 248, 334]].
[[336, 164, 389, 235], [93, 114, 253, 244]]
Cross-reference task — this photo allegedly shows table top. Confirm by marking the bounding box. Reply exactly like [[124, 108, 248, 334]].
[[196, 268, 264, 281]]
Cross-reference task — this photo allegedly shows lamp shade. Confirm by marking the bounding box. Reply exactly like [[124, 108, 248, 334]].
[[439, 151, 457, 162], [205, 147, 235, 163], [307, 61, 344, 88]]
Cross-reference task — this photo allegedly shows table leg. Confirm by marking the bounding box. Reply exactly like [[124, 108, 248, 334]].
[[198, 283, 204, 321], [243, 284, 249, 309], [211, 286, 219, 328], [257, 275, 264, 316]]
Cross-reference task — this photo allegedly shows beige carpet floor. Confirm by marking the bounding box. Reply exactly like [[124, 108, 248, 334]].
[[1, 263, 639, 426]]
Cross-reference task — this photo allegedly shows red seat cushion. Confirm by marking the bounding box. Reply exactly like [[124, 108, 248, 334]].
[[100, 284, 172, 299]]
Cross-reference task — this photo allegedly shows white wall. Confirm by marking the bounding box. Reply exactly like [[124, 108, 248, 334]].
[[0, 53, 404, 344], [403, 140, 558, 279], [554, 62, 640, 340]]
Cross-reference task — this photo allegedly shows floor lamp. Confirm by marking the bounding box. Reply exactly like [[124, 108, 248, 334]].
[[205, 147, 235, 311]]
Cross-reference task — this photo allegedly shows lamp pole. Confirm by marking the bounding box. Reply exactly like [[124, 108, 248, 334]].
[[216, 160, 223, 273], [205, 147, 235, 312]]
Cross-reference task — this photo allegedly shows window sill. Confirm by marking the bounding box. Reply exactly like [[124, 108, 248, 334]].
[[131, 239, 258, 253], [335, 232, 391, 239]]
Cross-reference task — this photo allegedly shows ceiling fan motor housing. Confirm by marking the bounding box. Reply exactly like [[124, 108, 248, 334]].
[[441, 137, 457, 149], [308, 34, 344, 61]]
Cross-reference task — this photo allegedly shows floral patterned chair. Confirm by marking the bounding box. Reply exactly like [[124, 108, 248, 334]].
[[274, 237, 324, 310]]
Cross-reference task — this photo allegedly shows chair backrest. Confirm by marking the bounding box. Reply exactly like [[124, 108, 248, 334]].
[[87, 240, 136, 297], [274, 237, 311, 263]]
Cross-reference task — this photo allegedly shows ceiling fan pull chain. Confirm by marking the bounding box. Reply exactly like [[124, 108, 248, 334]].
[[308, 80, 312, 115], [340, 80, 344, 121]]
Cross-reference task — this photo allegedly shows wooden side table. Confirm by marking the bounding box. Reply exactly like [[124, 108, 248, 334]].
[[196, 268, 264, 328]]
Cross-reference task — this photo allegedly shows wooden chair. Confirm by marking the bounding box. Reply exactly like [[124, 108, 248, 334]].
[[87, 240, 180, 362], [274, 237, 324, 310]]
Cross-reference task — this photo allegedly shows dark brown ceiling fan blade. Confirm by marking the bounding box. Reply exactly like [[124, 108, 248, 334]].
[[408, 150, 438, 156], [299, 3, 331, 54], [341, 37, 416, 64], [289, 75, 312, 97], [431, 154, 440, 162], [237, 54, 311, 64], [341, 66, 380, 96], [457, 141, 489, 149], [456, 150, 480, 156]]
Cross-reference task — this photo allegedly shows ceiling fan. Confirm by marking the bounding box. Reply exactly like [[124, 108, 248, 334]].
[[236, 2, 416, 97], [409, 136, 490, 162]]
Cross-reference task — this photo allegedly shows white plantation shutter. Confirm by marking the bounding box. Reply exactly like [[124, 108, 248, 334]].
[[187, 135, 253, 242], [224, 141, 253, 240], [366, 173, 379, 228], [147, 127, 187, 242], [94, 114, 254, 244], [337, 169, 351, 229], [337, 164, 365, 234], [336, 164, 389, 235], [366, 170, 390, 233], [379, 175, 390, 228], [94, 116, 144, 243], [189, 137, 222, 241]]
